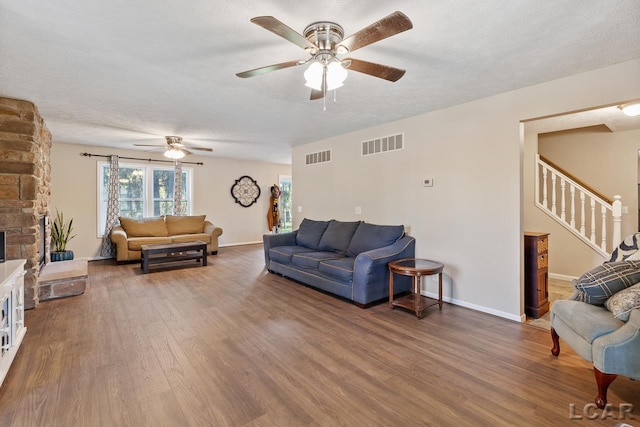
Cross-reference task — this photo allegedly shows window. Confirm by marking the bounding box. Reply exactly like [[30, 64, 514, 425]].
[[98, 162, 193, 236], [279, 175, 292, 233]]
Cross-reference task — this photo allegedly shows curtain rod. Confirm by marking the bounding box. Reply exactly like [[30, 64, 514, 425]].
[[80, 152, 204, 165]]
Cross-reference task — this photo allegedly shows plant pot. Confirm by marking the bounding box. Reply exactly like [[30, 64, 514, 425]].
[[51, 250, 74, 262]]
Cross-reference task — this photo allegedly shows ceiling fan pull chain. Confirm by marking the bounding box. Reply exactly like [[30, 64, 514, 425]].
[[322, 65, 327, 112]]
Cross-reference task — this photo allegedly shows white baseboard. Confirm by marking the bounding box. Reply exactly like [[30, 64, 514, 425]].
[[219, 241, 262, 247], [420, 290, 524, 323], [549, 273, 578, 282]]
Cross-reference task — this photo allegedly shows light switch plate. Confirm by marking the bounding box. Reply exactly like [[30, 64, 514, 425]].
[[423, 178, 433, 187]]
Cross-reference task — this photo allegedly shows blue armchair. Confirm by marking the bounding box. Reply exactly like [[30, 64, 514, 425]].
[[550, 256, 640, 408]]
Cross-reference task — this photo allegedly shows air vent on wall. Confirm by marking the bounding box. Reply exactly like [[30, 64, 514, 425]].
[[305, 149, 332, 165], [361, 133, 404, 156]]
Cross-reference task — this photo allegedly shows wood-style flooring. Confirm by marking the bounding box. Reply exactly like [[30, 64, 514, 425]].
[[0, 244, 638, 426]]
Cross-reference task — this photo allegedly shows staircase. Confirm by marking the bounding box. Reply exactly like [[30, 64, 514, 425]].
[[535, 154, 622, 258]]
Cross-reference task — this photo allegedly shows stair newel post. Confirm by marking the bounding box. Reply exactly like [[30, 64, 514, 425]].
[[612, 195, 622, 248]]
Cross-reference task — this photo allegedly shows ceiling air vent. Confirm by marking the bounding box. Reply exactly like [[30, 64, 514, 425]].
[[362, 133, 404, 156], [305, 149, 332, 166]]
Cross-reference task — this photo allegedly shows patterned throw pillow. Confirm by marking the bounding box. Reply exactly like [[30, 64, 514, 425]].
[[605, 283, 640, 321], [573, 260, 640, 305], [609, 232, 640, 262]]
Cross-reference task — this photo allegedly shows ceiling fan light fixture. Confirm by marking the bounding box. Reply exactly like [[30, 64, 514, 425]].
[[164, 147, 185, 159], [326, 61, 348, 90], [304, 60, 348, 91], [304, 61, 324, 90], [619, 102, 640, 117]]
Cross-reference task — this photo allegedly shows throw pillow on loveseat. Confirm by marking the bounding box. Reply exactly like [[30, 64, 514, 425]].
[[111, 215, 223, 262]]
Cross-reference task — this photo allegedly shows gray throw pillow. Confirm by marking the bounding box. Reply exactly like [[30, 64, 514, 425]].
[[573, 260, 640, 305], [295, 218, 330, 250], [605, 283, 640, 322]]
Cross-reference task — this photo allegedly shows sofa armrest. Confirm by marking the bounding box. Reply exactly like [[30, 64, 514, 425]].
[[263, 231, 298, 267], [204, 220, 223, 253], [352, 235, 416, 305], [204, 220, 223, 238], [110, 225, 129, 262], [592, 309, 640, 379]]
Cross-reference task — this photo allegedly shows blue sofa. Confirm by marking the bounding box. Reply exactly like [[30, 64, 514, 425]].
[[263, 218, 416, 307]]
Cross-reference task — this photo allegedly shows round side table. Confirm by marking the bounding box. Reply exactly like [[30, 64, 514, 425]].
[[388, 258, 444, 319]]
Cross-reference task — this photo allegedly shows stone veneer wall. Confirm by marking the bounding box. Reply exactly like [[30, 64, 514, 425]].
[[0, 97, 51, 309]]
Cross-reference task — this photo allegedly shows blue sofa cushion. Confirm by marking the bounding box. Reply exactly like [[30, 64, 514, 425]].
[[296, 218, 330, 250], [291, 251, 345, 269], [269, 246, 315, 264], [573, 260, 640, 305], [319, 257, 356, 281], [346, 222, 404, 257], [318, 220, 361, 254]]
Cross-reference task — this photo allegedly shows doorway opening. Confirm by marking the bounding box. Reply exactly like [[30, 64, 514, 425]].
[[279, 175, 292, 233]]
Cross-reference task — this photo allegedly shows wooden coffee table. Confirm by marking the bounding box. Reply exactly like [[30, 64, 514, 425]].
[[388, 258, 444, 319], [140, 241, 207, 274]]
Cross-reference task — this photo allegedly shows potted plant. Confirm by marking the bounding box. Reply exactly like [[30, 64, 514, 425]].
[[50, 209, 76, 262]]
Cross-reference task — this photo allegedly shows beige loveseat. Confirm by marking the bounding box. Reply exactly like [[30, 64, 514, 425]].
[[110, 215, 223, 262]]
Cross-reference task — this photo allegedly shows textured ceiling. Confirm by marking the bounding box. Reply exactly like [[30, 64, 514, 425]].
[[1, 1, 639, 164]]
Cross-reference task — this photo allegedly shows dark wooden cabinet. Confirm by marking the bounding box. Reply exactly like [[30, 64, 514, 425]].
[[524, 232, 549, 318]]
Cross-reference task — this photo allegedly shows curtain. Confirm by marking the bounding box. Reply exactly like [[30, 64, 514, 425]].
[[173, 160, 183, 215], [100, 155, 120, 257]]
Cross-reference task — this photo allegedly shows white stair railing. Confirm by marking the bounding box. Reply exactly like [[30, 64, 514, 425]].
[[535, 154, 622, 258]]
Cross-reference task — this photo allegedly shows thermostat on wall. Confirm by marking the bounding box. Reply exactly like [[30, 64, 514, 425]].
[[422, 178, 433, 187]]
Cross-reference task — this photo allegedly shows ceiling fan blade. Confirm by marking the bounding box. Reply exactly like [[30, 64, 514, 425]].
[[181, 149, 193, 155], [310, 89, 324, 100], [134, 144, 165, 147], [344, 58, 406, 82], [185, 146, 213, 152], [236, 60, 302, 78], [337, 11, 413, 54], [250, 16, 317, 51]]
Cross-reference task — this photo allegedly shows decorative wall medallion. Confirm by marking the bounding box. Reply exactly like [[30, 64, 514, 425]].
[[231, 175, 261, 207]]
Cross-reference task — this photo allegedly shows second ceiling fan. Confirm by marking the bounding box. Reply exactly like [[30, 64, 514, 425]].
[[134, 136, 213, 159], [236, 11, 413, 102]]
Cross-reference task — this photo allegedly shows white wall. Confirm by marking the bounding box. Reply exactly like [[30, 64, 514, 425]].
[[292, 59, 640, 321], [50, 142, 290, 258]]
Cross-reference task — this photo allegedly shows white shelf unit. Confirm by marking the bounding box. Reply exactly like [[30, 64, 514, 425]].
[[0, 259, 26, 388]]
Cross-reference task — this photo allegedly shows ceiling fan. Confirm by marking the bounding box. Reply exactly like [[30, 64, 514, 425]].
[[236, 11, 413, 103], [134, 136, 213, 159]]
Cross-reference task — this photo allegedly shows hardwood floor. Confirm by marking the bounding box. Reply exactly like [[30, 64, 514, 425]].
[[0, 244, 637, 426]]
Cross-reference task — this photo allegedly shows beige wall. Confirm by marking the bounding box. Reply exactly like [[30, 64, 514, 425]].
[[50, 142, 290, 258], [526, 127, 640, 277], [523, 132, 608, 277], [292, 59, 640, 321]]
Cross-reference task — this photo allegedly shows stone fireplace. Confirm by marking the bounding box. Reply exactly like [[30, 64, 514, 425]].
[[0, 96, 51, 309]]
